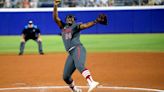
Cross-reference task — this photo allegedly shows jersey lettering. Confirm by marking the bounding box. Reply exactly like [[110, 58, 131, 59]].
[[65, 32, 72, 40]]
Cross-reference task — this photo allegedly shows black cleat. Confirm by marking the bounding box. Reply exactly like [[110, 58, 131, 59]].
[[39, 52, 44, 55], [18, 52, 23, 55]]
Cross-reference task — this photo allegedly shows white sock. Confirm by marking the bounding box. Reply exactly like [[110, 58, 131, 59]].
[[68, 81, 75, 90], [82, 69, 94, 86]]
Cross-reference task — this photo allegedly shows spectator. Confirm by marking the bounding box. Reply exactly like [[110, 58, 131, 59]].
[[108, 0, 114, 6], [5, 0, 11, 8], [15, 1, 21, 8], [101, 0, 109, 7], [147, 0, 162, 5], [10, 0, 19, 8], [30, 0, 38, 8], [0, 0, 5, 8], [22, 0, 30, 8], [86, 0, 95, 7], [154, 0, 162, 5], [1, 0, 164, 8], [142, 0, 149, 5], [132, 0, 139, 6], [69, 0, 77, 7], [64, 0, 76, 7], [77, 0, 87, 7], [161, 0, 164, 4]]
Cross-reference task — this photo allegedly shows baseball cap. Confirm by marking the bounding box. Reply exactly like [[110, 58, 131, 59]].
[[28, 20, 33, 24]]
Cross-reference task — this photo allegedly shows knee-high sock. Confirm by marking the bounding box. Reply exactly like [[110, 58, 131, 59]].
[[82, 69, 94, 86], [19, 42, 25, 54]]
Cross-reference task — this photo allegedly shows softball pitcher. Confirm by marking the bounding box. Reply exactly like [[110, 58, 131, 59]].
[[53, 0, 107, 92]]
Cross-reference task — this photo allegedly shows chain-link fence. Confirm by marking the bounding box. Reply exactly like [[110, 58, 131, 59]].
[[0, 0, 164, 8]]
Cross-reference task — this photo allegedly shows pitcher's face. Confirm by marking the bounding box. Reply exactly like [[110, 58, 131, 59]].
[[66, 16, 75, 25]]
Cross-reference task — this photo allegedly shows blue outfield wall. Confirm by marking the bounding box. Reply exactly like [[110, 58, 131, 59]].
[[0, 7, 164, 35]]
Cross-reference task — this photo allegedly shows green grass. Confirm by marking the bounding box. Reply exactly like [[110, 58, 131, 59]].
[[0, 33, 164, 54]]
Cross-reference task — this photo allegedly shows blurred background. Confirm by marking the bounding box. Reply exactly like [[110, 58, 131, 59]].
[[0, 0, 164, 53], [0, 0, 164, 8]]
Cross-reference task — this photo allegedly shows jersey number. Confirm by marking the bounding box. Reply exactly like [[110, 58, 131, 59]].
[[65, 33, 72, 40]]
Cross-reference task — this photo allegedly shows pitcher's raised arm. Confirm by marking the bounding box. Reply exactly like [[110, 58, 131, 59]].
[[53, 0, 63, 29]]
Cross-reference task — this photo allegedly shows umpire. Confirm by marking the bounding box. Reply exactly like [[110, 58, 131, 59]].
[[19, 20, 44, 55]]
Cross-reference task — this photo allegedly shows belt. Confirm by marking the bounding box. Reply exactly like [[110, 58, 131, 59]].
[[68, 46, 76, 52]]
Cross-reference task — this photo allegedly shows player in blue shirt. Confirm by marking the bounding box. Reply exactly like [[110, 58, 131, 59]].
[[19, 21, 44, 55]]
